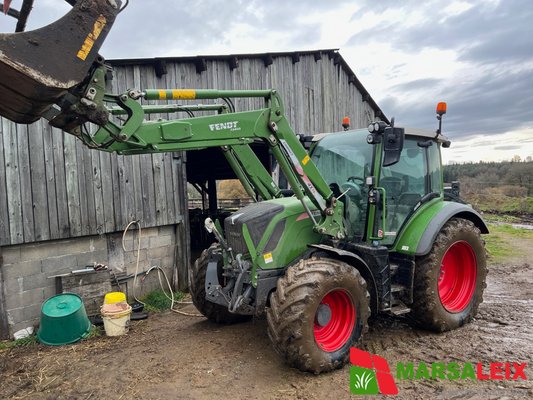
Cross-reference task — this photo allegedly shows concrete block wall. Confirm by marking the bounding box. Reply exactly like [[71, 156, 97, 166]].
[[0, 224, 180, 338]]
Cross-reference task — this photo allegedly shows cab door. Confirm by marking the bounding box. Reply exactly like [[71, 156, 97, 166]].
[[376, 137, 442, 246]]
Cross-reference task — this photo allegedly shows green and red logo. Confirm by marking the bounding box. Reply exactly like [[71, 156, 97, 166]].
[[349, 348, 398, 395], [350, 347, 528, 396]]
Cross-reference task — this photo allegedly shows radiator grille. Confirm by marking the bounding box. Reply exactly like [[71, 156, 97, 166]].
[[223, 202, 284, 256]]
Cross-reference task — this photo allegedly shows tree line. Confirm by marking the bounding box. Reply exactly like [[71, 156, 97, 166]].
[[444, 161, 533, 196]]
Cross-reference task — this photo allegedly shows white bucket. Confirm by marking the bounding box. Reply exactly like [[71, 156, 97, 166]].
[[101, 302, 132, 337]]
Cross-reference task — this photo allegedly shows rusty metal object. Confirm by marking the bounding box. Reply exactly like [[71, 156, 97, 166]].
[[0, 0, 121, 124]]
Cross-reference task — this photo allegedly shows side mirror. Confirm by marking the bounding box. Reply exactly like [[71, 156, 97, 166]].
[[382, 127, 404, 167]]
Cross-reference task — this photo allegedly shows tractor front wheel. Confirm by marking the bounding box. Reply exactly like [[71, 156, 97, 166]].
[[411, 218, 487, 332], [267, 257, 370, 373], [190, 245, 249, 324]]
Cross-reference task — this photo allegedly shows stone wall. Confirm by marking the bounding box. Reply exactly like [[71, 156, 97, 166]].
[[0, 224, 183, 338]]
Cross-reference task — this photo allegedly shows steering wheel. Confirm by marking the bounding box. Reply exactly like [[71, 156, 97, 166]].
[[340, 181, 362, 201]]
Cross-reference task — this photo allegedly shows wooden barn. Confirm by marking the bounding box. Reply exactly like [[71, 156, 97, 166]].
[[0, 49, 386, 338]]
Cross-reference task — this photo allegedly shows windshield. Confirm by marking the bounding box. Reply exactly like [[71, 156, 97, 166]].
[[311, 129, 373, 239]]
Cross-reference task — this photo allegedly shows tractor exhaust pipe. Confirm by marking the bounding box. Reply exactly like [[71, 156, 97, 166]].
[[0, 0, 121, 124]]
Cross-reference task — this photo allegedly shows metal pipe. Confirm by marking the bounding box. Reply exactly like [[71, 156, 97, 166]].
[[109, 103, 227, 115], [144, 89, 273, 101]]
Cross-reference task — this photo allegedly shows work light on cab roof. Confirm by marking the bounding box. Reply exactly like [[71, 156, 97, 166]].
[[436, 101, 447, 116], [436, 101, 447, 136], [342, 116, 351, 130]]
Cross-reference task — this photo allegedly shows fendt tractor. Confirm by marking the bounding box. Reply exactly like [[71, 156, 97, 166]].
[[0, 1, 488, 373]]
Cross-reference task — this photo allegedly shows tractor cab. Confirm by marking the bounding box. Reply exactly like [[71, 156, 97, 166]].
[[311, 125, 450, 247]]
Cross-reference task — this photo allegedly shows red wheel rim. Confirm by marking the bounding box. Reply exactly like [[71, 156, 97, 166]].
[[313, 289, 355, 352], [438, 241, 477, 313]]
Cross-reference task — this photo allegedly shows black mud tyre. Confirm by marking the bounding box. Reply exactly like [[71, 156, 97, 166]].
[[411, 218, 487, 332], [266, 257, 370, 374], [190, 245, 249, 324]]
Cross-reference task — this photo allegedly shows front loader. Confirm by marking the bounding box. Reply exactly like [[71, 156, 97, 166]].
[[0, 1, 488, 373]]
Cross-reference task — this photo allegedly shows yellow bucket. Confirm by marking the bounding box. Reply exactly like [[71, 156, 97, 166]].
[[104, 291, 126, 304]]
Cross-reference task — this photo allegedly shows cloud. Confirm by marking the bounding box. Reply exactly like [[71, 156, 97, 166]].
[[381, 64, 533, 140], [341, 0, 533, 142], [493, 145, 521, 150], [346, 0, 532, 64], [391, 78, 442, 92], [99, 0, 348, 58]]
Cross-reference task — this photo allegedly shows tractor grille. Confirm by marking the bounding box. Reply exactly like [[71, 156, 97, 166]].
[[225, 223, 249, 255], [224, 202, 284, 256]]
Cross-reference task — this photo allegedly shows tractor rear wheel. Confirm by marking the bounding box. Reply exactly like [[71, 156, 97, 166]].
[[267, 256, 370, 373], [411, 218, 487, 332], [190, 245, 249, 324]]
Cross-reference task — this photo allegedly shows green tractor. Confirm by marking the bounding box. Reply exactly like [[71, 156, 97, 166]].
[[189, 109, 488, 373], [0, 0, 488, 374]]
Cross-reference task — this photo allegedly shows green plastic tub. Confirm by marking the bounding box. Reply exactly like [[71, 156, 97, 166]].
[[37, 293, 91, 346]]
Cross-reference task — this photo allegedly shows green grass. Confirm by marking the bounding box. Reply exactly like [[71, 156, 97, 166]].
[[485, 223, 533, 263], [0, 324, 104, 350], [0, 334, 38, 350], [488, 223, 533, 238], [84, 324, 102, 340], [482, 213, 522, 224], [468, 193, 533, 214], [141, 289, 185, 313]]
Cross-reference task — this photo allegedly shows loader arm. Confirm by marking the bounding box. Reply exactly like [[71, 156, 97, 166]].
[[47, 65, 346, 239]]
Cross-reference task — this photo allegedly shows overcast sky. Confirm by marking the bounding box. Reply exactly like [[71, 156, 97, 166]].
[[1, 0, 532, 163]]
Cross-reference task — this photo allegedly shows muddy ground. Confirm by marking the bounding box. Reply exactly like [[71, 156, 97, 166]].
[[1, 231, 532, 399]]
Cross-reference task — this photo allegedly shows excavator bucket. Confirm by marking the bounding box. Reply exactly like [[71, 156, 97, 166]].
[[0, 0, 121, 124]]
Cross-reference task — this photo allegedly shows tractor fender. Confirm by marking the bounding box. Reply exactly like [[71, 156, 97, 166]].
[[415, 202, 489, 256], [309, 244, 379, 314]]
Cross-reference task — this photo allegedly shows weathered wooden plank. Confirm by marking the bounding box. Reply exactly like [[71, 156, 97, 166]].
[[42, 125, 60, 239], [63, 133, 82, 237], [2, 118, 23, 245], [83, 144, 97, 235], [116, 155, 128, 228], [91, 148, 105, 235], [151, 153, 167, 226], [99, 151, 116, 233], [109, 153, 122, 229], [119, 153, 137, 226], [163, 153, 176, 225], [51, 127, 70, 237], [131, 155, 144, 224], [75, 140, 90, 236], [171, 153, 184, 221], [17, 125, 35, 243], [28, 120, 51, 242], [0, 120, 11, 244], [139, 154, 156, 226]]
